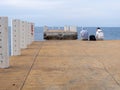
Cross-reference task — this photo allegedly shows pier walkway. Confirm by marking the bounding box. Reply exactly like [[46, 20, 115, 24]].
[[0, 40, 120, 90]]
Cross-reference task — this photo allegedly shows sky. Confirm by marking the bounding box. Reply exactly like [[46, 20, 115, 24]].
[[0, 0, 120, 27]]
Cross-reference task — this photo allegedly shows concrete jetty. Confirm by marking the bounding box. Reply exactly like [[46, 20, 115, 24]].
[[44, 26, 77, 40], [44, 30, 77, 40], [0, 40, 120, 90]]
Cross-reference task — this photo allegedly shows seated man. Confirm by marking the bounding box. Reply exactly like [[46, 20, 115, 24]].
[[80, 28, 89, 40], [96, 27, 104, 40]]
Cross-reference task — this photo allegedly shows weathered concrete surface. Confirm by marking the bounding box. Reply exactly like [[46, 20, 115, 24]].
[[0, 40, 120, 90]]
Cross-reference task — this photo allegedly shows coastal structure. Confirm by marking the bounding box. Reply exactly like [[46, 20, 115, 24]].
[[70, 26, 77, 32], [31, 23, 34, 42], [64, 25, 70, 31], [20, 21, 27, 49], [0, 17, 9, 68], [27, 22, 34, 45], [11, 19, 35, 55], [44, 26, 48, 32], [44, 26, 77, 40], [11, 19, 21, 56], [27, 22, 31, 45], [1, 41, 120, 89], [1, 16, 120, 90]]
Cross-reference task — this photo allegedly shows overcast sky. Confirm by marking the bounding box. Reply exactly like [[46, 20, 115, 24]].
[[0, 0, 120, 26]]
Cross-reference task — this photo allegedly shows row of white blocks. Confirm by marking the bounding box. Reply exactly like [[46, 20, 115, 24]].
[[11, 19, 34, 56], [44, 26, 77, 32], [0, 17, 34, 68], [64, 26, 77, 32]]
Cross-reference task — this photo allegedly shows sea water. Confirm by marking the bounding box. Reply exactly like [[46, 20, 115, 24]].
[[8, 27, 120, 55]]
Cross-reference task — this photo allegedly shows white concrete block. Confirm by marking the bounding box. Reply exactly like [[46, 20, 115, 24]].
[[44, 26, 48, 31], [64, 26, 70, 31], [31, 23, 34, 42], [0, 17, 9, 68], [26, 22, 31, 45], [20, 21, 27, 49], [70, 26, 77, 32], [27, 23, 34, 45], [11, 19, 21, 56], [24, 21, 29, 46], [26, 22, 29, 45]]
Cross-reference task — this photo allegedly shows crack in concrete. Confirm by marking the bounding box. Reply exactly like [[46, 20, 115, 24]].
[[20, 42, 44, 90]]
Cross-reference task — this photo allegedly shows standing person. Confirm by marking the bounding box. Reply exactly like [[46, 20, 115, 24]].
[[80, 27, 89, 40], [96, 27, 104, 40]]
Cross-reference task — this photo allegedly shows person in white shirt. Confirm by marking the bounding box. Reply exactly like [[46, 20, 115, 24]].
[[80, 28, 89, 40], [96, 27, 104, 40]]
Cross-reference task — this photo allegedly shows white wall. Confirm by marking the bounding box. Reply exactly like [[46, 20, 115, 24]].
[[44, 26, 48, 31], [11, 19, 21, 56], [0, 17, 9, 68], [64, 26, 70, 31], [70, 26, 77, 32], [27, 22, 31, 45], [20, 21, 27, 49], [31, 23, 34, 42]]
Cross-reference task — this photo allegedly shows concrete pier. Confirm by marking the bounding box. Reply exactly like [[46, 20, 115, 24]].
[[0, 40, 120, 90], [44, 30, 77, 40]]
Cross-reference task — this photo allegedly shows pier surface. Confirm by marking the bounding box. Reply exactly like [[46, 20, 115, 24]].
[[0, 40, 120, 90]]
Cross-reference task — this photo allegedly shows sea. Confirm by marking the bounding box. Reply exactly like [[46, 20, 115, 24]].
[[8, 27, 120, 55], [35, 27, 120, 40]]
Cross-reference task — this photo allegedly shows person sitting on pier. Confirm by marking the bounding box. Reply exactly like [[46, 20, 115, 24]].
[[96, 27, 104, 40], [80, 28, 89, 40]]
